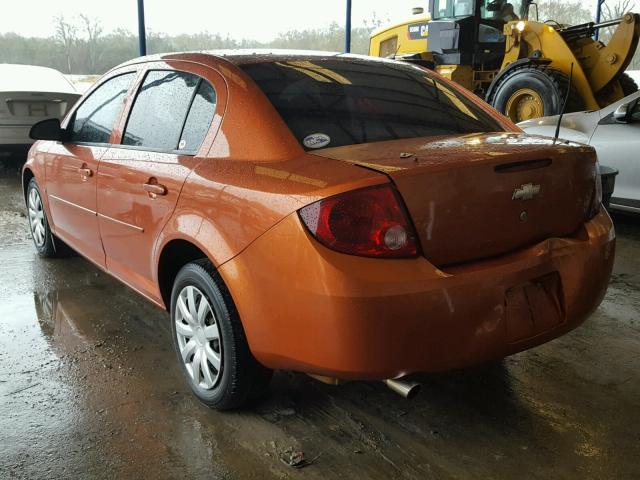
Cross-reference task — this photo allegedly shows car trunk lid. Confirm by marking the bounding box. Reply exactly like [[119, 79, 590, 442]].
[[313, 133, 597, 266]]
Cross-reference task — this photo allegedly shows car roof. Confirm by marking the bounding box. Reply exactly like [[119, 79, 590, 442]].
[[206, 49, 349, 64], [113, 49, 401, 71]]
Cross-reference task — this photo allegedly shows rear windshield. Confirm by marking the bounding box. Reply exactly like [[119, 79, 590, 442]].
[[240, 58, 504, 150]]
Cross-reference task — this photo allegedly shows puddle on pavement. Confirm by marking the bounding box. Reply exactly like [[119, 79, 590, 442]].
[[0, 258, 306, 478], [0, 293, 80, 470]]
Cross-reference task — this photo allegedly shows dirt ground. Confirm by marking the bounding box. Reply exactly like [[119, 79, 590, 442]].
[[1, 158, 639, 480]]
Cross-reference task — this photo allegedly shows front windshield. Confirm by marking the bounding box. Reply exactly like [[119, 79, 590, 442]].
[[433, 0, 529, 21], [433, 0, 475, 19], [480, 0, 528, 22]]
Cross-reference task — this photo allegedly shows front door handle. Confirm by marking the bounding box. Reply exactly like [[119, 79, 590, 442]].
[[143, 182, 167, 198]]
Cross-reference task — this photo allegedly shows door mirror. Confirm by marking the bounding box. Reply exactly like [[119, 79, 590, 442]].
[[613, 102, 631, 123], [29, 118, 64, 141]]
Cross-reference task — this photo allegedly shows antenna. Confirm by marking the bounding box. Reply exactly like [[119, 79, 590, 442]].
[[553, 63, 574, 145]]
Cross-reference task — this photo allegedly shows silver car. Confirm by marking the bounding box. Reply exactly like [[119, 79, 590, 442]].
[[519, 91, 640, 213]]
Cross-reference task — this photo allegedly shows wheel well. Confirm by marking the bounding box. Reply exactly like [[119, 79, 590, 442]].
[[157, 239, 210, 310], [22, 168, 34, 202]]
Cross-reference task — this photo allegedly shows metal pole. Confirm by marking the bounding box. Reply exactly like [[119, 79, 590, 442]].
[[137, 0, 147, 56], [345, 0, 352, 53], [595, 0, 605, 40]]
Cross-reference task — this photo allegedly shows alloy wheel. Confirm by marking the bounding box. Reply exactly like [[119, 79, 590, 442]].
[[28, 187, 46, 247]]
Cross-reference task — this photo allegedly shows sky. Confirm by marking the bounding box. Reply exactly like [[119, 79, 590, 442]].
[[1, 1, 606, 41], [2, 0, 421, 40]]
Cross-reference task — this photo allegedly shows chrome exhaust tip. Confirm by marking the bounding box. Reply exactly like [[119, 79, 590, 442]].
[[384, 378, 421, 399]]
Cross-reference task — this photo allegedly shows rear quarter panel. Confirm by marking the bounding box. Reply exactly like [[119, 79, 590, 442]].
[[157, 153, 386, 269]]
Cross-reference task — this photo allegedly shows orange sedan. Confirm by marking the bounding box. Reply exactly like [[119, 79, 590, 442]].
[[23, 51, 615, 409]]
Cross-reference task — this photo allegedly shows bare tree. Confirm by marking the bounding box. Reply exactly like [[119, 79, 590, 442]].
[[53, 15, 77, 73], [362, 12, 389, 31], [79, 14, 103, 74], [536, 0, 592, 25], [603, 0, 636, 20]]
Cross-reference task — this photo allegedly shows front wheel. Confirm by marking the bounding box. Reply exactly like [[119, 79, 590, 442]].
[[170, 260, 272, 410], [26, 178, 57, 257]]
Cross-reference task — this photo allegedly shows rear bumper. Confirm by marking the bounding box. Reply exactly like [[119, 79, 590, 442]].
[[220, 209, 615, 380], [0, 125, 33, 146]]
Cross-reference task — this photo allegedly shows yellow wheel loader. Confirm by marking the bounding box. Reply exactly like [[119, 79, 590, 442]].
[[369, 0, 640, 122]]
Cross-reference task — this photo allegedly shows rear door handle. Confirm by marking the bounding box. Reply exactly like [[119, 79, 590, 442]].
[[143, 182, 167, 198], [77, 167, 92, 180]]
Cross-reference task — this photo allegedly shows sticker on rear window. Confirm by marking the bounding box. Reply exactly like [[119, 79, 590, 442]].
[[303, 133, 331, 149]]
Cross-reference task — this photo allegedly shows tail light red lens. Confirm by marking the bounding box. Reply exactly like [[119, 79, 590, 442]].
[[298, 184, 419, 258]]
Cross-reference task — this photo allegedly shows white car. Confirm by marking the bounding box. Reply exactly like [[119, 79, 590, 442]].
[[519, 91, 640, 213], [0, 64, 81, 156]]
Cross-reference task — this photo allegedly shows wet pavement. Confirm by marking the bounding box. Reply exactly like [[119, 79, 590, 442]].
[[1, 160, 639, 479]]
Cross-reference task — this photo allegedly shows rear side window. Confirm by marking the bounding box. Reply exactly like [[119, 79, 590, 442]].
[[241, 59, 503, 150], [178, 80, 217, 152], [123, 71, 208, 151], [69, 73, 134, 144]]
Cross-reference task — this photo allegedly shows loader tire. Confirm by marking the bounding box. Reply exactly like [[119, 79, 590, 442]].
[[618, 73, 638, 97], [488, 65, 583, 122]]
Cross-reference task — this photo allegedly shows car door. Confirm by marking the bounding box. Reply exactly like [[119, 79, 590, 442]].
[[44, 72, 137, 267], [97, 66, 220, 300], [590, 95, 640, 209]]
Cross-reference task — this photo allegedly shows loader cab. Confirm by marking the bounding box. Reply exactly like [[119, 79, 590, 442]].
[[427, 0, 530, 68]]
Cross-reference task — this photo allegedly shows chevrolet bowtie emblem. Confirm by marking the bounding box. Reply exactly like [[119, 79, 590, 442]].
[[512, 183, 541, 201]]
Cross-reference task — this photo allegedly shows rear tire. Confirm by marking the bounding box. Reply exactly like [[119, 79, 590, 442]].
[[488, 65, 583, 122], [170, 259, 272, 410]]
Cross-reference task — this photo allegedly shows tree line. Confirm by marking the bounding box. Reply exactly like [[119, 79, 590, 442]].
[[0, 17, 382, 75], [0, 0, 638, 75]]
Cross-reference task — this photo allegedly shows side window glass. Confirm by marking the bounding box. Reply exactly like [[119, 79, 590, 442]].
[[69, 73, 134, 144], [379, 36, 398, 58], [479, 24, 505, 43], [455, 0, 474, 16], [178, 80, 217, 153], [123, 71, 199, 150]]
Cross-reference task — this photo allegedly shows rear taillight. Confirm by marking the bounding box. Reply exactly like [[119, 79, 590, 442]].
[[588, 160, 603, 219], [298, 184, 419, 258]]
